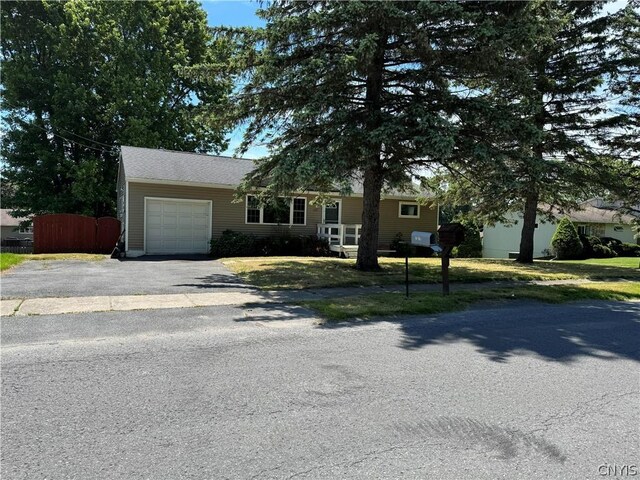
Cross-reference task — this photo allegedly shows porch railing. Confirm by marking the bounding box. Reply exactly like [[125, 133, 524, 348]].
[[317, 223, 362, 246]]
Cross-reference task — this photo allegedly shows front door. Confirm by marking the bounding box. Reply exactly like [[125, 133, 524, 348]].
[[323, 200, 341, 224]]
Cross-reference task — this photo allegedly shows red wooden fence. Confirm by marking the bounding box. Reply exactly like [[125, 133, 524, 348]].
[[34, 214, 121, 254]]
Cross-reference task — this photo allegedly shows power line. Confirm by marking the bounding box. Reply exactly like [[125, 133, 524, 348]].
[[4, 115, 115, 155], [1, 99, 116, 153]]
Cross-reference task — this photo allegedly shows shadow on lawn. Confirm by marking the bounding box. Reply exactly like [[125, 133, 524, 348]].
[[231, 258, 640, 289], [321, 301, 640, 364]]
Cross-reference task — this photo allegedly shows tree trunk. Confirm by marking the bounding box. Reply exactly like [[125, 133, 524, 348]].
[[356, 166, 384, 271], [355, 23, 387, 271], [516, 189, 539, 263]]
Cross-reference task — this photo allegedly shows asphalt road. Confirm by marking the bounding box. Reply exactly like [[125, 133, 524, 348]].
[[2, 301, 639, 479], [0, 256, 251, 299]]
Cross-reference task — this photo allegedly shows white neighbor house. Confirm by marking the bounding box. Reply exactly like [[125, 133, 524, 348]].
[[482, 199, 638, 259]]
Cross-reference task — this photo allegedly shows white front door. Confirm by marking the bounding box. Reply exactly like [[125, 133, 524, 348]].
[[145, 198, 211, 254]]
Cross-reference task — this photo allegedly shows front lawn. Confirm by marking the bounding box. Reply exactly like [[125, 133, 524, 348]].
[[0, 253, 106, 272], [221, 256, 640, 290], [301, 281, 640, 321], [557, 257, 640, 268]]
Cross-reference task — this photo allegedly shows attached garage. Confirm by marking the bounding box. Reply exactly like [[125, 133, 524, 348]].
[[144, 198, 212, 254]]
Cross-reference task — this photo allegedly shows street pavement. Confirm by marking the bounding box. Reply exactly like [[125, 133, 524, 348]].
[[2, 300, 638, 479]]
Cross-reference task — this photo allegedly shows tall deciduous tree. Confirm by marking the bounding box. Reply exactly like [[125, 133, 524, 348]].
[[212, 1, 521, 270], [1, 0, 230, 217], [425, 0, 636, 263]]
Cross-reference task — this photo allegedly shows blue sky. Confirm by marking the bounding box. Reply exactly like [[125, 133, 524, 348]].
[[200, 1, 267, 158], [201, 0, 264, 29]]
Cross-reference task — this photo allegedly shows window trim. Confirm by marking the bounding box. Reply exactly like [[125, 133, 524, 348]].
[[398, 201, 420, 219], [245, 195, 307, 226], [18, 226, 33, 234], [322, 199, 342, 224]]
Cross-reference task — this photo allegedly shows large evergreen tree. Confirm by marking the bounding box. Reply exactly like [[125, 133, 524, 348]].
[[1, 0, 230, 217], [211, 1, 522, 270], [425, 0, 636, 263]]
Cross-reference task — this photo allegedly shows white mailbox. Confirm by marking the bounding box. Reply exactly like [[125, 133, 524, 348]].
[[411, 231, 436, 247]]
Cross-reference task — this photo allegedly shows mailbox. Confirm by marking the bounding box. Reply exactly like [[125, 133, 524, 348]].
[[438, 223, 465, 247], [411, 231, 436, 247]]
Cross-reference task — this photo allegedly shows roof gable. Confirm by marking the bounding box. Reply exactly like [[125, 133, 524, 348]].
[[120, 146, 255, 187]]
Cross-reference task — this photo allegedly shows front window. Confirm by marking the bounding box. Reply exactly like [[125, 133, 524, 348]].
[[399, 202, 420, 218], [246, 196, 261, 224], [577, 225, 590, 236], [246, 195, 306, 225], [263, 198, 290, 224], [18, 226, 33, 234]]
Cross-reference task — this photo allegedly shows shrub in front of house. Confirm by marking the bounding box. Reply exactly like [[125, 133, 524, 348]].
[[210, 230, 331, 258], [591, 243, 617, 258], [615, 242, 640, 257], [452, 221, 482, 258], [551, 217, 584, 260], [210, 230, 259, 258]]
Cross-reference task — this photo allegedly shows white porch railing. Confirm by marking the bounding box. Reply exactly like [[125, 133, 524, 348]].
[[317, 223, 362, 246]]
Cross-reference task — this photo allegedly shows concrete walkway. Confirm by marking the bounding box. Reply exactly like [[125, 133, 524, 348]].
[[2, 278, 631, 317]]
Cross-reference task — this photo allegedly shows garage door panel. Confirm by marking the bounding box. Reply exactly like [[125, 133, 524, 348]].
[[145, 199, 211, 254]]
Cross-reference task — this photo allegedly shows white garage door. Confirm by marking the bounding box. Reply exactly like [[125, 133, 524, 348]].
[[145, 198, 211, 254]]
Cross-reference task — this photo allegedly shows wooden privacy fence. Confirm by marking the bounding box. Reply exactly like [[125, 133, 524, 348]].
[[34, 214, 121, 254]]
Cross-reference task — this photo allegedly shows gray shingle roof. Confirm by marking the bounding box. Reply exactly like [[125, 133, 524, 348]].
[[119, 146, 427, 199], [0, 209, 28, 226], [120, 146, 255, 187]]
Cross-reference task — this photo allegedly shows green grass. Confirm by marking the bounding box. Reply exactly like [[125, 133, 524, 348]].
[[221, 256, 640, 290], [301, 281, 640, 321], [557, 257, 640, 268], [0, 253, 106, 272]]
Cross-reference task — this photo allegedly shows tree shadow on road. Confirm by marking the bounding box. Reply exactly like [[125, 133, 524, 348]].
[[320, 301, 640, 364]]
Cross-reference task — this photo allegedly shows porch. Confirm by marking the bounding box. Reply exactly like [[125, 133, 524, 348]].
[[316, 223, 395, 258]]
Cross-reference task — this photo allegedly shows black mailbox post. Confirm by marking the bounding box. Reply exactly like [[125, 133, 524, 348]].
[[437, 223, 465, 295]]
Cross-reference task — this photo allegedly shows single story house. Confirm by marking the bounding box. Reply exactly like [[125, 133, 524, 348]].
[[117, 146, 439, 257], [0, 209, 33, 242], [482, 199, 638, 259]]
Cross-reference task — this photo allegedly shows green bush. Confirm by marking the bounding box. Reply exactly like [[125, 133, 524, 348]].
[[592, 243, 617, 258], [452, 221, 482, 258], [617, 242, 640, 257], [390, 232, 410, 256], [210, 230, 258, 258], [210, 230, 331, 258], [551, 217, 583, 260]]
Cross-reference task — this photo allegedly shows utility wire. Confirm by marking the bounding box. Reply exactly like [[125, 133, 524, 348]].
[[1, 100, 117, 153]]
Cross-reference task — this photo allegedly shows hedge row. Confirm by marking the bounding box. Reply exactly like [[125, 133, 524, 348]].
[[210, 230, 331, 258]]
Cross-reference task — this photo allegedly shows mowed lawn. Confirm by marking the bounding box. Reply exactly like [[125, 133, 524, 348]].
[[0, 253, 106, 271], [558, 257, 640, 268], [302, 282, 640, 321], [222, 256, 640, 290]]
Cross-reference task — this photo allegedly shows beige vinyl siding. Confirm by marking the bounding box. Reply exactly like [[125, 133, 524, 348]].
[[127, 182, 438, 251], [127, 182, 322, 251], [339, 197, 438, 247]]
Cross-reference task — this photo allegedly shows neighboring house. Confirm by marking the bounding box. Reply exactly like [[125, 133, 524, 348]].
[[482, 200, 638, 259], [117, 146, 439, 257], [0, 209, 33, 241]]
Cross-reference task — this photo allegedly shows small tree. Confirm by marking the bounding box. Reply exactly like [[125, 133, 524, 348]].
[[452, 221, 482, 258], [551, 218, 583, 260]]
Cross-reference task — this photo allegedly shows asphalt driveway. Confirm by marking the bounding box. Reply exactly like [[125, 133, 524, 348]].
[[0, 256, 253, 299]]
